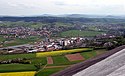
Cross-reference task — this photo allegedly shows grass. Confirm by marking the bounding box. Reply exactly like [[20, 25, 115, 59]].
[[80, 50, 97, 59], [60, 30, 104, 37], [31, 57, 47, 65], [36, 48, 92, 57], [0, 36, 41, 47], [3, 37, 40, 47], [0, 64, 37, 73], [0, 53, 36, 60], [48, 60, 82, 66], [52, 56, 69, 64], [0, 71, 36, 76], [36, 68, 65, 76], [95, 49, 107, 55]]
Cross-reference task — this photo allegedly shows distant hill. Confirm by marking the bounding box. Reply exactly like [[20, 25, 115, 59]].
[[32, 14, 125, 19], [56, 14, 125, 19], [0, 15, 125, 23]]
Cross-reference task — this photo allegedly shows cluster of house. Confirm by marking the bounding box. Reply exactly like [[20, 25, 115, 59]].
[[31, 37, 86, 52], [96, 34, 116, 39], [0, 27, 51, 38]]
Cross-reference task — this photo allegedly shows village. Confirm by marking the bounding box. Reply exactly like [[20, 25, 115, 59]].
[[0, 33, 118, 55]]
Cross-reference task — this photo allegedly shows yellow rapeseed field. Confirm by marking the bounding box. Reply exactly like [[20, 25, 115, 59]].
[[36, 48, 92, 57], [0, 71, 36, 76]]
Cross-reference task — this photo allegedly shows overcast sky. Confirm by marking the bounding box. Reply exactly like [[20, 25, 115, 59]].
[[0, 0, 125, 16]]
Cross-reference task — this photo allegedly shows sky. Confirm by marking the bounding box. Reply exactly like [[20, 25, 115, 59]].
[[0, 0, 125, 16]]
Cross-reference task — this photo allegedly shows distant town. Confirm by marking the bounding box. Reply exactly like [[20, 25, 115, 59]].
[[0, 24, 123, 54]]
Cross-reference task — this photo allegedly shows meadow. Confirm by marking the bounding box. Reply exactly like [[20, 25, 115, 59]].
[[60, 30, 104, 37], [0, 35, 41, 47], [0, 64, 37, 73], [0, 53, 36, 60]]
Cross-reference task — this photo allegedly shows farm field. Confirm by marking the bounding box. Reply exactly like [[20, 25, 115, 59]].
[[3, 37, 40, 47], [65, 53, 84, 61], [0, 64, 37, 73], [81, 50, 97, 59], [0, 71, 36, 76], [0, 48, 91, 60], [47, 57, 53, 64], [0, 48, 107, 76], [41, 49, 107, 76], [36, 68, 65, 76], [60, 30, 104, 37], [31, 57, 47, 64], [53, 55, 69, 64], [36, 48, 92, 57], [0, 53, 36, 60]]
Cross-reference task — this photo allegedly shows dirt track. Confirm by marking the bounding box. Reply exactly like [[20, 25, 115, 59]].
[[45, 65, 71, 69], [51, 45, 125, 76], [47, 57, 53, 64]]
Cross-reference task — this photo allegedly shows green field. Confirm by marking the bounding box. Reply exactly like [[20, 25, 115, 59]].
[[0, 35, 41, 47], [80, 50, 97, 59], [0, 64, 37, 73], [0, 48, 107, 76], [31, 57, 47, 64], [36, 68, 65, 76], [3, 36, 40, 47], [52, 56, 69, 64], [60, 30, 104, 37], [95, 49, 107, 55], [52, 55, 83, 66], [0, 53, 35, 60]]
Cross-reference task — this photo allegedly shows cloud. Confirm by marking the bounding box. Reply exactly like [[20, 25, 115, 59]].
[[0, 0, 125, 16]]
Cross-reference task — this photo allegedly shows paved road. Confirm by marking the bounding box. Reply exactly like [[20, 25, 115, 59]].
[[51, 45, 125, 76]]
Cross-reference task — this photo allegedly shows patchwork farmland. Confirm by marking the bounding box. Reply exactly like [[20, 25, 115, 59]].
[[0, 48, 107, 76]]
